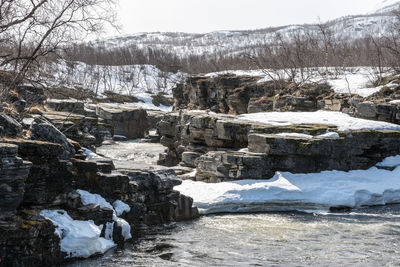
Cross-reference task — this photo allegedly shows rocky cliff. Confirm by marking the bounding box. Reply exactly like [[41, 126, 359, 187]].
[[0, 93, 198, 266]]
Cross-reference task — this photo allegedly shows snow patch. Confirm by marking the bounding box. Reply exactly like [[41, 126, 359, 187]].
[[276, 133, 313, 139], [376, 155, 400, 168], [40, 210, 116, 258], [239, 111, 400, 132], [82, 147, 104, 160], [175, 162, 400, 214], [77, 190, 113, 210], [316, 132, 340, 138], [113, 200, 131, 216], [76, 190, 132, 241]]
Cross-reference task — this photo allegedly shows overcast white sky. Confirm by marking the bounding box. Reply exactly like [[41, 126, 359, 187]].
[[115, 0, 386, 34]]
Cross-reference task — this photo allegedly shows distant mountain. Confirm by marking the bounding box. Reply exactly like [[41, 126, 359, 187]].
[[89, 1, 400, 58], [371, 0, 400, 14]]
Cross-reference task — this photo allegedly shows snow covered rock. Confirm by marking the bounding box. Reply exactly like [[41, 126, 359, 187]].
[[40, 210, 116, 258]]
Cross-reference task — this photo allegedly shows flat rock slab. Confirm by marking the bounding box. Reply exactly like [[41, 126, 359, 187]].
[[97, 104, 148, 139]]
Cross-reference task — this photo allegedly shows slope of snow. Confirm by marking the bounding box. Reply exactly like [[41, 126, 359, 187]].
[[371, 0, 400, 13], [39, 60, 185, 97], [40, 210, 116, 258], [175, 163, 400, 214], [207, 67, 393, 97], [91, 5, 397, 59], [239, 110, 400, 131]]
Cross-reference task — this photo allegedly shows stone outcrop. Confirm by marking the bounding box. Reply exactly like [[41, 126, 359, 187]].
[[30, 117, 76, 159], [47, 99, 85, 115], [17, 85, 47, 106], [41, 111, 113, 147], [194, 131, 400, 182], [0, 107, 198, 266], [157, 110, 400, 182], [0, 143, 31, 218], [173, 75, 333, 114], [0, 211, 62, 267], [0, 114, 23, 137], [119, 169, 199, 226], [3, 139, 75, 207], [195, 151, 272, 182], [97, 103, 148, 139]]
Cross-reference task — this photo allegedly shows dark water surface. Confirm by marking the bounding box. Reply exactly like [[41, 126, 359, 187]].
[[68, 205, 400, 267]]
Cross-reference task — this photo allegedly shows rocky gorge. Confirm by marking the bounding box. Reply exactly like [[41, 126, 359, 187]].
[[1, 72, 400, 266], [0, 86, 198, 266]]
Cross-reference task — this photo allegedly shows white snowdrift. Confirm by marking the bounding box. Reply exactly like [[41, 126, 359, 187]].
[[40, 210, 115, 258], [376, 155, 400, 168], [175, 158, 400, 214], [239, 110, 400, 132], [82, 147, 104, 160], [41, 190, 133, 259], [113, 200, 131, 216], [77, 190, 132, 241]]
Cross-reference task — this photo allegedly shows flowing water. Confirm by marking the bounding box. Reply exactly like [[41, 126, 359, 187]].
[[68, 141, 400, 267]]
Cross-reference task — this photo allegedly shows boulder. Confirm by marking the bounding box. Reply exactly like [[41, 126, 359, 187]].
[[46, 99, 85, 115], [356, 101, 377, 119], [98, 103, 148, 139], [3, 139, 75, 207], [195, 151, 272, 182], [16, 85, 46, 106], [0, 114, 23, 137], [30, 117, 76, 159], [0, 211, 62, 266]]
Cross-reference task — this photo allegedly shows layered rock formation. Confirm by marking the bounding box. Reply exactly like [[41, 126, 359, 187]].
[[0, 104, 198, 266], [173, 75, 333, 114], [97, 103, 148, 139], [157, 110, 400, 182]]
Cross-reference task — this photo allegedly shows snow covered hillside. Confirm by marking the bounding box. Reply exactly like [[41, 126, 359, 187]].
[[37, 60, 186, 96], [90, 1, 400, 58]]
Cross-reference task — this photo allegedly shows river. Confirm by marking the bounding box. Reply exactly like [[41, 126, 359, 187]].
[[68, 140, 400, 266]]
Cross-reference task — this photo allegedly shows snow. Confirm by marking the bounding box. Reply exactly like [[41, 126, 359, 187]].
[[376, 155, 400, 168], [276, 133, 313, 139], [371, 0, 400, 13], [41, 61, 185, 98], [112, 215, 132, 241], [207, 67, 393, 98], [40, 210, 116, 258], [175, 163, 400, 214], [76, 190, 132, 241], [133, 92, 173, 112], [76, 190, 113, 210], [317, 132, 340, 138], [113, 200, 131, 216], [239, 110, 400, 132], [82, 147, 104, 160]]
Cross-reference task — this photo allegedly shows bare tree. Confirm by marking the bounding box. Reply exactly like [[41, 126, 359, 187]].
[[0, 0, 118, 100]]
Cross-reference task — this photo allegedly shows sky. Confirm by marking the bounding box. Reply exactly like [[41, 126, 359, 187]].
[[114, 0, 388, 35]]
